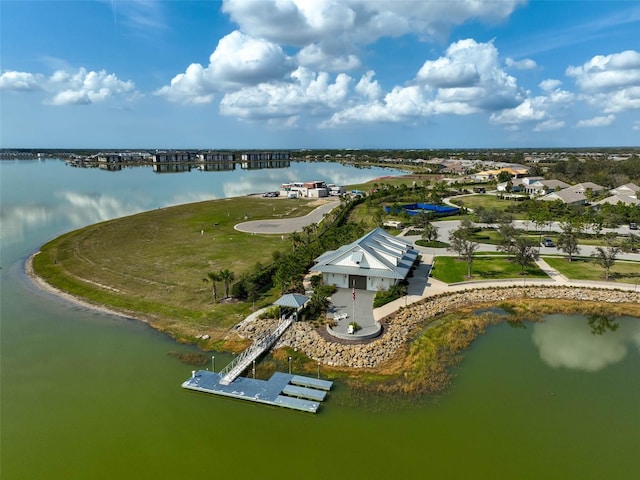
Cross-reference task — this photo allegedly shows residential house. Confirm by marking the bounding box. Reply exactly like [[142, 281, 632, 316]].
[[524, 179, 570, 196], [540, 189, 588, 206], [593, 194, 640, 207], [610, 183, 640, 197]]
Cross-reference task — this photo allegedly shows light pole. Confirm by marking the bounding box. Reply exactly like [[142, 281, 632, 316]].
[[317, 361, 320, 379], [288, 356, 292, 375], [211, 355, 215, 372]]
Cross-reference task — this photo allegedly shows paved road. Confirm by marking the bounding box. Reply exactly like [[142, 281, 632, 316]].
[[234, 198, 340, 234], [402, 220, 640, 261]]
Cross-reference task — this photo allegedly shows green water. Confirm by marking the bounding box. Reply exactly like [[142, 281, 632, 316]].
[[3, 269, 639, 479], [2, 160, 639, 478]]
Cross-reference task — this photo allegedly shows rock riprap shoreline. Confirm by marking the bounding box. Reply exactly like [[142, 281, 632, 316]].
[[234, 286, 640, 369]]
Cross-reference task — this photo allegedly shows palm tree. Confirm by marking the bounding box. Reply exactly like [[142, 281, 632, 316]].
[[219, 269, 234, 298], [205, 271, 222, 303], [302, 224, 314, 244], [421, 222, 438, 243], [290, 231, 303, 252]]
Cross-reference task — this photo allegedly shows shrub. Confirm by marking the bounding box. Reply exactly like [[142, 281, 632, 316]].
[[373, 284, 406, 308]]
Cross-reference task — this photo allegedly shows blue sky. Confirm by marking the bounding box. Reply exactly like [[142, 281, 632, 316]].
[[1, 0, 639, 149]]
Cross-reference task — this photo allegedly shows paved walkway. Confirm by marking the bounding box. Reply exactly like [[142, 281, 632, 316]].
[[372, 255, 639, 321], [326, 288, 377, 337], [234, 198, 340, 234]]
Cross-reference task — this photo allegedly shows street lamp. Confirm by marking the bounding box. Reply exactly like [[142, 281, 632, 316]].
[[288, 356, 292, 375], [317, 361, 320, 379], [211, 355, 215, 372]]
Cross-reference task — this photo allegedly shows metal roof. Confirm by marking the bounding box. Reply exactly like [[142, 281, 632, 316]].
[[312, 228, 417, 280], [273, 293, 310, 308]]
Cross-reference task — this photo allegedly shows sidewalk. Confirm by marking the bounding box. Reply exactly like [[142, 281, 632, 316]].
[[373, 255, 639, 321]]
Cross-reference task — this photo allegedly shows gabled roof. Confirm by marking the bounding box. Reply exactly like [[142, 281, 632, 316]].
[[313, 228, 417, 280], [593, 194, 640, 206], [537, 179, 570, 189], [540, 189, 586, 204], [610, 183, 640, 196], [568, 182, 605, 193]]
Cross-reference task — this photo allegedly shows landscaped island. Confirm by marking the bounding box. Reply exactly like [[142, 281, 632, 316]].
[[29, 181, 640, 395]]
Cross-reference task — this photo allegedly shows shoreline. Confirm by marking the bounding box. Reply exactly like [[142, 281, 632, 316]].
[[27, 250, 640, 367], [26, 252, 148, 323]]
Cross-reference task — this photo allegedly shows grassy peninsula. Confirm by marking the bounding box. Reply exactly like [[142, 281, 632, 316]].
[[32, 196, 321, 344]]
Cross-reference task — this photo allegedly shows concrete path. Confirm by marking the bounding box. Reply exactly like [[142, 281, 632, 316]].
[[327, 288, 376, 335], [372, 253, 639, 321], [234, 198, 340, 234]]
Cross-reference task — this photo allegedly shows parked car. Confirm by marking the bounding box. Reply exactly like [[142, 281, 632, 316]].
[[630, 222, 638, 230], [542, 238, 555, 247]]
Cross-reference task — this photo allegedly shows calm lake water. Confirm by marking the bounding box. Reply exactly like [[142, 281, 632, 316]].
[[1, 160, 639, 479]]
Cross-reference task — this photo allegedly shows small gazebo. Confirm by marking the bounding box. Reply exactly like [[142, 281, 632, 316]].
[[273, 293, 309, 320]]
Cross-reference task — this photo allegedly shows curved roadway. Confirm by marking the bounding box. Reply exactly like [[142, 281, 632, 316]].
[[234, 198, 340, 234]]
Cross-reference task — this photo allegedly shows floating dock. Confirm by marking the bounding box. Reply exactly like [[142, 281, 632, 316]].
[[182, 370, 333, 413]]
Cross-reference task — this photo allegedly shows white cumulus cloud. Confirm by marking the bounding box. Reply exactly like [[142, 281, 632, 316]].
[[0, 71, 43, 91], [567, 49, 640, 114], [576, 114, 616, 127], [1, 67, 138, 106], [219, 67, 352, 123], [505, 57, 538, 70], [539, 78, 562, 92], [534, 119, 565, 132], [326, 39, 526, 127], [155, 31, 293, 104], [221, 0, 525, 71]]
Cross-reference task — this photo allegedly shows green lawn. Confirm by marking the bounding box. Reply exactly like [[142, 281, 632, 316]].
[[543, 256, 640, 282], [449, 194, 507, 210], [432, 256, 549, 284], [33, 196, 321, 339]]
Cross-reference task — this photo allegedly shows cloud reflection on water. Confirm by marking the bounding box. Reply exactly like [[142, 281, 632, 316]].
[[532, 316, 640, 372], [0, 204, 51, 244]]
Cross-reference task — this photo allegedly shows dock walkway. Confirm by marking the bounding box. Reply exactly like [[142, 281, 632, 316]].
[[218, 315, 294, 385], [182, 371, 333, 413]]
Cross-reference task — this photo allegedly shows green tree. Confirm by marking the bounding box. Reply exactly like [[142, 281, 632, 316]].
[[557, 221, 582, 262], [497, 170, 512, 183], [306, 291, 330, 318], [219, 269, 235, 298], [496, 221, 520, 258], [621, 233, 639, 253], [421, 222, 439, 243], [448, 220, 479, 277], [290, 231, 303, 252], [513, 237, 540, 273], [205, 271, 222, 303], [591, 235, 621, 280]]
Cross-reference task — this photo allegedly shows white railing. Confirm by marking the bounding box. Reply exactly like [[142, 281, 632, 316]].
[[218, 315, 295, 385]]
